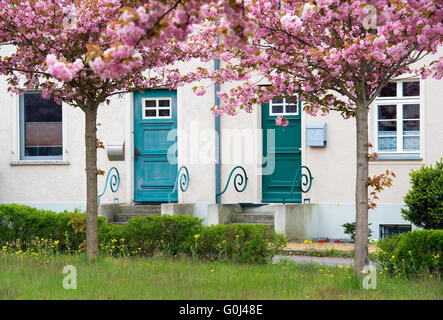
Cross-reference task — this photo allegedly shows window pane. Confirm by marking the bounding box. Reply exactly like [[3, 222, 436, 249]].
[[286, 104, 298, 113], [272, 105, 283, 114], [403, 120, 420, 135], [378, 105, 396, 119], [403, 137, 420, 151], [145, 109, 156, 117], [25, 93, 62, 122], [145, 100, 156, 108], [403, 104, 419, 119], [272, 97, 283, 104], [378, 121, 397, 135], [379, 83, 397, 97], [23, 93, 62, 158], [25, 146, 63, 157], [378, 137, 397, 151], [158, 100, 170, 107], [286, 97, 298, 105], [402, 81, 420, 97], [158, 109, 170, 117]]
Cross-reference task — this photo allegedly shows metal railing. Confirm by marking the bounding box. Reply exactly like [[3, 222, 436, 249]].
[[217, 166, 248, 197], [168, 166, 190, 203], [97, 167, 120, 204], [282, 165, 313, 204]]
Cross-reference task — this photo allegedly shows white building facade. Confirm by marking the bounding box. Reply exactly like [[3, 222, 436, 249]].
[[1, 51, 442, 241]]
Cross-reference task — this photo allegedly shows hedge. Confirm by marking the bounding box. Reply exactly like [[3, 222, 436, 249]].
[[0, 204, 286, 264], [377, 229, 442, 276]]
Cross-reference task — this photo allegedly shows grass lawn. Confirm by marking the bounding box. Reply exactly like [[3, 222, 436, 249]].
[[0, 254, 441, 300]]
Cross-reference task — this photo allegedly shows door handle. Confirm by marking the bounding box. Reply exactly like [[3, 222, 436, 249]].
[[135, 148, 140, 161]]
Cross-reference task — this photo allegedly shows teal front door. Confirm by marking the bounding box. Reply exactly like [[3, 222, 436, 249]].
[[262, 96, 302, 203], [134, 90, 178, 202]]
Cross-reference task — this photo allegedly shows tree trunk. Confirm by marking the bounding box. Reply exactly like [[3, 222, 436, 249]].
[[84, 106, 99, 260], [354, 103, 369, 278]]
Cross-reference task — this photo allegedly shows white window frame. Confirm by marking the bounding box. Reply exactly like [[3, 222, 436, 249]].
[[372, 80, 424, 160], [269, 95, 299, 116], [142, 98, 172, 119], [9, 91, 69, 165]]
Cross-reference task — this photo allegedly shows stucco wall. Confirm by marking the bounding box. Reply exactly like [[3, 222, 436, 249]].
[[303, 49, 443, 206], [0, 48, 441, 211]]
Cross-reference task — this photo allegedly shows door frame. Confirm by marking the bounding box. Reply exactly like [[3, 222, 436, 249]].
[[133, 89, 178, 203], [261, 97, 303, 203]]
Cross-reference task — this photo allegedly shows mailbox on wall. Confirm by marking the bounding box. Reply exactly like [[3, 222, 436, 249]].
[[107, 141, 125, 161], [306, 123, 327, 147]]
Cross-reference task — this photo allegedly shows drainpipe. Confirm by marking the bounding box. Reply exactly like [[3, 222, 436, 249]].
[[214, 58, 221, 204]]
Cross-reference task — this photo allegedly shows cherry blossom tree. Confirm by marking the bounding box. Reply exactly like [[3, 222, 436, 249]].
[[0, 0, 226, 260], [187, 0, 443, 276]]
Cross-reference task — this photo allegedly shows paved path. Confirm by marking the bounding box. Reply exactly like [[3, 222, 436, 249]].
[[274, 255, 377, 267], [274, 255, 354, 266]]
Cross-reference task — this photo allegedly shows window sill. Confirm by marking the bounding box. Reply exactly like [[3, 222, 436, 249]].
[[10, 160, 70, 166], [372, 153, 422, 161]]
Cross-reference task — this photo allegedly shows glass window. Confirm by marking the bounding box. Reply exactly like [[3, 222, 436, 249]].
[[379, 82, 397, 97], [143, 98, 172, 119], [20, 93, 63, 160], [374, 81, 421, 155], [270, 96, 298, 116], [402, 81, 420, 97]]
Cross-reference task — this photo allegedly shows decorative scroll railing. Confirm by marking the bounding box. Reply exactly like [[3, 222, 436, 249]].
[[168, 166, 190, 203], [282, 165, 313, 204], [217, 166, 248, 197], [97, 167, 120, 204]]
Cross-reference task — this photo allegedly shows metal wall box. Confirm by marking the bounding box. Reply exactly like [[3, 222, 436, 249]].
[[107, 141, 125, 161], [306, 123, 327, 147]]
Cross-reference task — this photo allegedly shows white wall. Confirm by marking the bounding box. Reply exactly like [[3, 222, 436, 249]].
[[0, 49, 441, 214]]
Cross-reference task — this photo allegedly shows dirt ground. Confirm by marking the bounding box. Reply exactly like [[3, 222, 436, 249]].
[[285, 242, 377, 253]]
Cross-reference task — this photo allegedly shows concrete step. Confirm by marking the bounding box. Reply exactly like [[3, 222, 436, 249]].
[[230, 222, 275, 230], [241, 204, 275, 214], [118, 204, 161, 215], [233, 213, 274, 224], [112, 204, 161, 223]]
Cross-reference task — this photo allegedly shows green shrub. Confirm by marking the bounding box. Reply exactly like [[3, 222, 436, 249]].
[[195, 224, 286, 264], [401, 159, 443, 229], [341, 222, 372, 240], [377, 229, 442, 276], [0, 204, 286, 264], [0, 204, 106, 252], [122, 215, 204, 256]]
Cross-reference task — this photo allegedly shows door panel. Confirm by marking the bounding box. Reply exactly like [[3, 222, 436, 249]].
[[262, 98, 302, 203], [134, 90, 178, 202]]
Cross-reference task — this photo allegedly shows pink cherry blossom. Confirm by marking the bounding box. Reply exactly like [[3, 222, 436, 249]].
[[275, 115, 289, 127]]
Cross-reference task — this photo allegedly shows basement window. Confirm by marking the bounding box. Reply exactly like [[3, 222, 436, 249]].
[[379, 224, 412, 240]]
